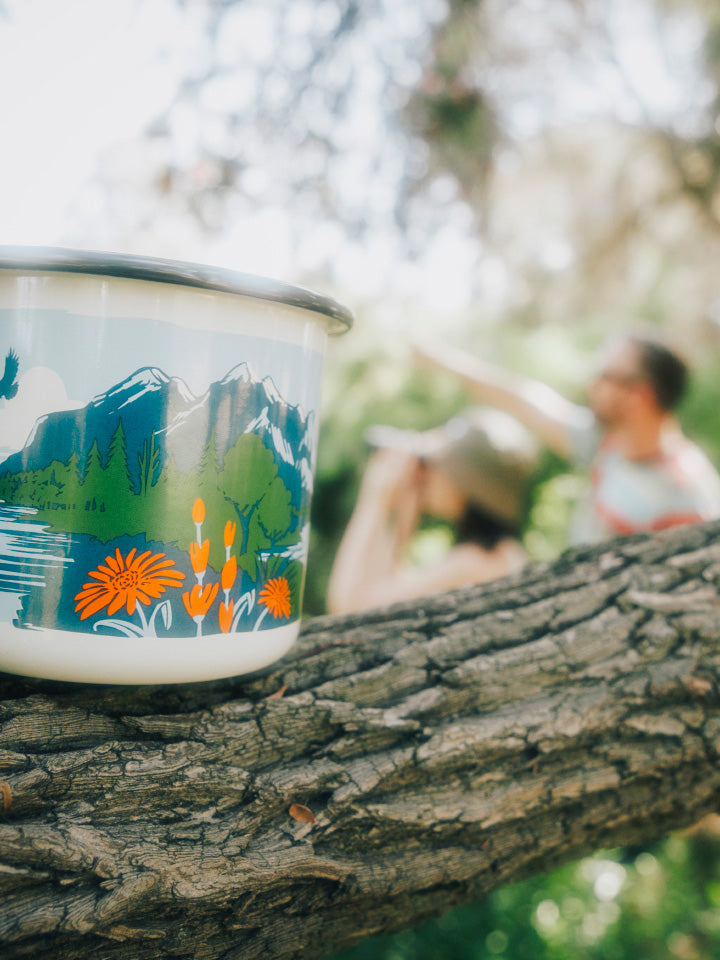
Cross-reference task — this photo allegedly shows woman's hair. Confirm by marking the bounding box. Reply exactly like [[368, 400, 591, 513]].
[[454, 502, 518, 549]]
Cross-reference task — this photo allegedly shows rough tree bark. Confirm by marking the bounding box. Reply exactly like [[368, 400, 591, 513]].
[[2, 521, 720, 959]]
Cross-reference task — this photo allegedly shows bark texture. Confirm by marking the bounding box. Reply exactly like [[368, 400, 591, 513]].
[[2, 522, 720, 959]]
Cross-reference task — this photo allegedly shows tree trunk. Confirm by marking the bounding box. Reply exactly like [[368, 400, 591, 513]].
[[2, 521, 720, 959]]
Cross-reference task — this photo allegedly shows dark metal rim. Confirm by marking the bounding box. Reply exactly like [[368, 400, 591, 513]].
[[0, 245, 353, 334]]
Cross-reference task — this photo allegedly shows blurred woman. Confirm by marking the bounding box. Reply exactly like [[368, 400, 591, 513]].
[[326, 407, 539, 615]]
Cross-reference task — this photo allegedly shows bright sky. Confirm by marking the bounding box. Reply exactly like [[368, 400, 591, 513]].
[[0, 0, 192, 245]]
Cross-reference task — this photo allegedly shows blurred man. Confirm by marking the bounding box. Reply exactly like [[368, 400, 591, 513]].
[[415, 334, 720, 544]]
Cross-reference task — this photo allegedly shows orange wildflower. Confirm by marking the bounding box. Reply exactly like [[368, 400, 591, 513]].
[[192, 498, 205, 525], [182, 582, 219, 620], [258, 577, 292, 620], [221, 555, 237, 592], [74, 548, 184, 621], [224, 520, 237, 548], [189, 539, 210, 574], [218, 599, 234, 633]]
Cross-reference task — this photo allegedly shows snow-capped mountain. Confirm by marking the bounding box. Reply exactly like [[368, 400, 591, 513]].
[[0, 364, 314, 504], [1, 367, 195, 478]]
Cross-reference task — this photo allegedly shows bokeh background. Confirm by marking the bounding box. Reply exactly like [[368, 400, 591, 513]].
[[3, 1, 720, 956]]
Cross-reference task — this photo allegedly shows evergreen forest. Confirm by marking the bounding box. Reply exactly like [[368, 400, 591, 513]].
[[0, 422, 302, 578]]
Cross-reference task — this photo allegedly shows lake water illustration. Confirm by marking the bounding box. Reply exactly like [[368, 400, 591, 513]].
[[0, 504, 74, 624]]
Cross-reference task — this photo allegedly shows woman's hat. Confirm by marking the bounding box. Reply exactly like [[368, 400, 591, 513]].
[[366, 407, 540, 529]]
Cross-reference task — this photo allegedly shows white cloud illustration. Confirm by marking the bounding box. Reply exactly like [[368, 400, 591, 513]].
[[0, 367, 76, 453]]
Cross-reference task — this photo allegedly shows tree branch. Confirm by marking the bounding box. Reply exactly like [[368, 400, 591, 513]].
[[2, 520, 720, 958]]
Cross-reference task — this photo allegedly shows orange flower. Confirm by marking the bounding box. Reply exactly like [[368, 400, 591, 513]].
[[224, 520, 237, 548], [221, 555, 237, 592], [74, 548, 184, 621], [218, 599, 234, 633], [189, 539, 210, 574], [258, 577, 292, 620], [192, 498, 205, 525], [182, 582, 219, 620]]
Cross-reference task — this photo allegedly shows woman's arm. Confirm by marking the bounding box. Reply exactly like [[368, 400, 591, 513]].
[[326, 448, 422, 615], [329, 534, 526, 614]]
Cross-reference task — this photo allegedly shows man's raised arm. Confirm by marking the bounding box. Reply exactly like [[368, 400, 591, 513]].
[[414, 341, 589, 460]]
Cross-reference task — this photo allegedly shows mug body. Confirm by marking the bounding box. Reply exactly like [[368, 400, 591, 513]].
[[0, 248, 351, 683]]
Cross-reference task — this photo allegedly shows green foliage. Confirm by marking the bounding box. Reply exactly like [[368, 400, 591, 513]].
[[523, 464, 583, 563], [679, 359, 720, 468]]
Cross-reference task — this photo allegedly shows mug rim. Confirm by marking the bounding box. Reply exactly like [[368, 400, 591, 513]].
[[0, 245, 353, 335]]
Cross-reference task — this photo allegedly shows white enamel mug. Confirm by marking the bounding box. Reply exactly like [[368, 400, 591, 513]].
[[0, 247, 352, 683]]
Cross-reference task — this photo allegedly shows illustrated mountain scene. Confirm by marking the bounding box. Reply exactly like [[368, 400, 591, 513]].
[[0, 363, 314, 638]]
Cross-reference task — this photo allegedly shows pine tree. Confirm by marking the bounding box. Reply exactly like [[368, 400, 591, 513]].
[[197, 428, 221, 503], [63, 451, 83, 512], [82, 440, 104, 512], [92, 419, 135, 540], [40, 461, 66, 511], [137, 431, 161, 497]]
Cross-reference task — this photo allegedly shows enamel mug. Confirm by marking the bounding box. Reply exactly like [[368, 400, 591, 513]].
[[0, 247, 352, 683]]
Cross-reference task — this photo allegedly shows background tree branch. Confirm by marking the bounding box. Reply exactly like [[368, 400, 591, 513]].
[[2, 520, 720, 959]]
